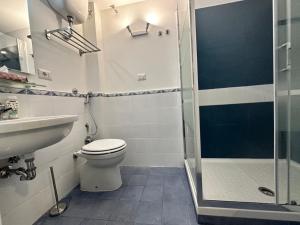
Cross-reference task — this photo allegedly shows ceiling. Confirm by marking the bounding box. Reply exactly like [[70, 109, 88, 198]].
[[90, 0, 145, 10], [0, 0, 29, 34], [0, 0, 145, 34]]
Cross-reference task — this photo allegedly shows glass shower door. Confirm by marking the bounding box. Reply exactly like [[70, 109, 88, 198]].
[[177, 0, 197, 184], [276, 0, 289, 205], [276, 0, 300, 206], [289, 0, 300, 206]]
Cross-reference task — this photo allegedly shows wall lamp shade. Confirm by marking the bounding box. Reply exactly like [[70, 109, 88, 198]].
[[126, 22, 150, 37]]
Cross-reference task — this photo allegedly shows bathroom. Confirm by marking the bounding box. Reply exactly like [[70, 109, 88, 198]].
[[0, 0, 299, 224]]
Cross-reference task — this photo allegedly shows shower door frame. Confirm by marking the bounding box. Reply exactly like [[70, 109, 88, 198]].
[[276, 0, 300, 208], [186, 0, 300, 222], [177, 0, 204, 207]]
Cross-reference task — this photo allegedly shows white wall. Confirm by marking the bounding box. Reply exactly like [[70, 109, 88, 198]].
[[27, 0, 88, 93], [84, 2, 104, 92], [0, 1, 185, 223], [0, 1, 90, 224], [92, 92, 184, 167], [98, 0, 181, 93], [0, 94, 86, 225], [88, 0, 184, 167]]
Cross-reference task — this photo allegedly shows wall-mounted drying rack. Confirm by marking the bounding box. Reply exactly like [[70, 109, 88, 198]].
[[45, 24, 101, 56]]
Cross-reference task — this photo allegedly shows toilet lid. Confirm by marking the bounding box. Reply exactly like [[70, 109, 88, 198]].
[[82, 139, 126, 153]]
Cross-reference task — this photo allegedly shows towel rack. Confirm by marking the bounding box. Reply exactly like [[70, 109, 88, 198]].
[[45, 26, 101, 56]]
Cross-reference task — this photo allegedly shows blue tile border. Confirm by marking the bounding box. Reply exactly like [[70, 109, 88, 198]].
[[0, 86, 181, 98]]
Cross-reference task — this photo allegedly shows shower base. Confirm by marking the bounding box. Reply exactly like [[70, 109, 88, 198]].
[[200, 158, 300, 204], [185, 159, 300, 223]]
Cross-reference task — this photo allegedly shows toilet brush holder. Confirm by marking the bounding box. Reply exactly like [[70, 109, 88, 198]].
[[49, 167, 68, 216]]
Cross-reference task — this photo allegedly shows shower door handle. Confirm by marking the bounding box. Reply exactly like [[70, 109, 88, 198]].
[[278, 42, 291, 73]]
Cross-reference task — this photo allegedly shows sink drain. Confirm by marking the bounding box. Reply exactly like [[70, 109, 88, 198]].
[[258, 187, 275, 197]]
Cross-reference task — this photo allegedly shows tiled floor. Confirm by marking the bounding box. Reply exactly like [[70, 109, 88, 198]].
[[34, 167, 198, 225]]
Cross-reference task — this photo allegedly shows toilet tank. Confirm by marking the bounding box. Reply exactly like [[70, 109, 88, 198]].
[[47, 0, 88, 24]]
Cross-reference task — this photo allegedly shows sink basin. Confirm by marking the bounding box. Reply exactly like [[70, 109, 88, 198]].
[[0, 115, 79, 160]]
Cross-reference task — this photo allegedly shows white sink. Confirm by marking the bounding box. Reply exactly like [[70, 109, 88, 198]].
[[0, 115, 79, 160]]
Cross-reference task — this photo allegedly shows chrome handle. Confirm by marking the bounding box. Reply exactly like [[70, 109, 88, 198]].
[[278, 42, 291, 73]]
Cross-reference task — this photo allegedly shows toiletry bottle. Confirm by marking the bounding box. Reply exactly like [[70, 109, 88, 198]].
[[6, 96, 19, 119]]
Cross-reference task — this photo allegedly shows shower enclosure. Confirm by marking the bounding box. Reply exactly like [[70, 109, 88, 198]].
[[178, 0, 300, 223]]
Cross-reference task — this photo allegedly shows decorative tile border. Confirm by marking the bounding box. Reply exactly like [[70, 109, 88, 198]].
[[0, 86, 181, 98], [92, 88, 181, 97], [0, 86, 86, 98]]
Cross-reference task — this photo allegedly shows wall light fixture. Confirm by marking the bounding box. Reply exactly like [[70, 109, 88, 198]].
[[126, 22, 150, 38]]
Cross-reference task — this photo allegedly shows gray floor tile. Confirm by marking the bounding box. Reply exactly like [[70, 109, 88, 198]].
[[135, 224, 161, 225], [121, 174, 132, 186], [149, 167, 185, 176], [89, 199, 119, 220], [128, 175, 148, 186], [79, 191, 102, 200], [164, 167, 185, 176], [121, 167, 150, 175], [134, 223, 160, 225], [120, 186, 144, 201], [109, 200, 139, 222], [141, 185, 163, 202], [39, 217, 83, 225], [120, 166, 136, 175], [146, 175, 164, 186], [107, 221, 134, 225], [36, 167, 196, 225], [163, 175, 186, 190], [63, 198, 95, 218], [134, 201, 163, 225], [98, 187, 124, 200], [163, 185, 192, 206], [163, 201, 189, 225], [187, 204, 199, 225], [80, 219, 107, 225], [148, 167, 166, 176], [68, 186, 82, 198]]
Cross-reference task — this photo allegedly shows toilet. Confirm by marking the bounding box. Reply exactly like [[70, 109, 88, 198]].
[[75, 139, 126, 192]]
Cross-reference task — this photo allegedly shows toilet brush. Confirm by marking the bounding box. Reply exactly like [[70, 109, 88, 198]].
[[49, 166, 68, 216]]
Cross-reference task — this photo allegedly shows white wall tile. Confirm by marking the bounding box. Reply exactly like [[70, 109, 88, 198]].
[[195, 0, 243, 9], [91, 92, 184, 167], [0, 94, 86, 225], [198, 84, 274, 106]]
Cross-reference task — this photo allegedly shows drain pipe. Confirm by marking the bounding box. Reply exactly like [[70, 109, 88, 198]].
[[0, 156, 37, 181]]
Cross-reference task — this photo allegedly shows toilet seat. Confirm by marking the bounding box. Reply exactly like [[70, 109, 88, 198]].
[[82, 139, 126, 155]]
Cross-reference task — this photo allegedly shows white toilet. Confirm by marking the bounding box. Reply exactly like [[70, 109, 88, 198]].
[[76, 139, 126, 192]]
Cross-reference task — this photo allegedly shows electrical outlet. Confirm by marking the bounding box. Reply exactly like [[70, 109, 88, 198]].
[[38, 68, 52, 81], [137, 73, 146, 81]]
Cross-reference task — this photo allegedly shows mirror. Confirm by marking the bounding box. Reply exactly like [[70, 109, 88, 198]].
[[0, 0, 36, 76]]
